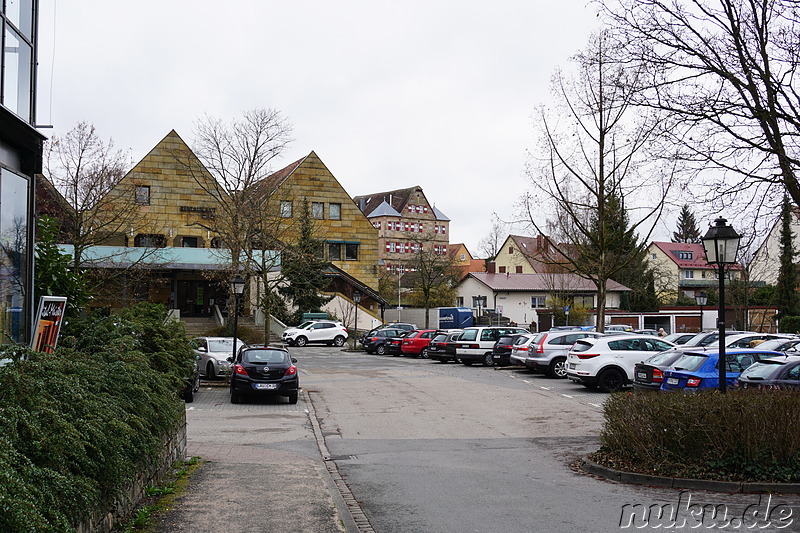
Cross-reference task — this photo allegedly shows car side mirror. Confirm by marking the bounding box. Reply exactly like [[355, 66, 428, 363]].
[[196, 346, 207, 352], [226, 356, 234, 363], [291, 358, 298, 363]]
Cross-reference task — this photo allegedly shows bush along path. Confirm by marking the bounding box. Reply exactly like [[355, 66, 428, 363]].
[[0, 303, 195, 532]]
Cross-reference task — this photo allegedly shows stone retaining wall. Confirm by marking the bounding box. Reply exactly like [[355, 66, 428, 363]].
[[76, 411, 188, 533]]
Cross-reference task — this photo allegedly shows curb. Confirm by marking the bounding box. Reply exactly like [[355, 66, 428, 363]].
[[580, 457, 800, 494]]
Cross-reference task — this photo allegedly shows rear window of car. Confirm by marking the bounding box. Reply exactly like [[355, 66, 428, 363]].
[[644, 350, 682, 366], [243, 349, 288, 364], [571, 340, 594, 353], [431, 334, 448, 342], [496, 336, 516, 344], [672, 353, 709, 372], [739, 361, 783, 380]]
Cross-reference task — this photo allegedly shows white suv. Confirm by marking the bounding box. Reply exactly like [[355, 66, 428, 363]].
[[565, 334, 674, 392], [511, 330, 603, 378], [282, 320, 348, 347]]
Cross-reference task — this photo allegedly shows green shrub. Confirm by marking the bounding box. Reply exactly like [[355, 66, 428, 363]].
[[778, 315, 800, 333], [595, 389, 800, 482], [0, 303, 191, 531]]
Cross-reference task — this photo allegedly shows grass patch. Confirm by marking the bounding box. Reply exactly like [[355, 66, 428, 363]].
[[120, 457, 203, 533]]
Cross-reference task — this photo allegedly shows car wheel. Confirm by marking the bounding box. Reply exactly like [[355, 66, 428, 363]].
[[295, 336, 308, 347], [483, 353, 494, 367], [597, 368, 626, 393], [333, 335, 346, 347], [230, 389, 240, 404], [206, 361, 216, 380], [288, 392, 298, 404], [547, 357, 568, 379], [420, 348, 429, 359], [376, 344, 387, 355]]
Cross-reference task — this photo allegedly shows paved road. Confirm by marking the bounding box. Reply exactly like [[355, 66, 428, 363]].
[[161, 346, 800, 533]]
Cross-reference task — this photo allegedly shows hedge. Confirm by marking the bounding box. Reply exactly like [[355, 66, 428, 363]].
[[0, 303, 193, 531], [594, 389, 800, 482]]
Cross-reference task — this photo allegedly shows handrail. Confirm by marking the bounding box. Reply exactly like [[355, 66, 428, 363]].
[[213, 304, 225, 327]]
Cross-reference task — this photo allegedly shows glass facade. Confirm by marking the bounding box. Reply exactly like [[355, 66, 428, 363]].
[[1, 0, 34, 122], [0, 168, 29, 343]]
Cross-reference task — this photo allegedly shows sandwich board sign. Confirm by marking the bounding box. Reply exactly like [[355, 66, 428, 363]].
[[31, 296, 67, 353]]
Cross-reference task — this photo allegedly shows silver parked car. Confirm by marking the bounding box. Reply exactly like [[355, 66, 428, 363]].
[[510, 330, 603, 378], [192, 337, 245, 379]]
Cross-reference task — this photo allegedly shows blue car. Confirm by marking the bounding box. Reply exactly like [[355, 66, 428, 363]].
[[661, 349, 784, 391]]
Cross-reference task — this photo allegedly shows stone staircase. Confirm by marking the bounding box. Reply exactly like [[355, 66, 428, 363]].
[[180, 317, 219, 337]]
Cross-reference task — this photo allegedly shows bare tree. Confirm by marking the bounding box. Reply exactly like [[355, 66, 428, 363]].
[[183, 108, 294, 337], [477, 215, 508, 261], [599, 0, 800, 214], [404, 233, 460, 328], [44, 122, 158, 275], [524, 33, 673, 332]]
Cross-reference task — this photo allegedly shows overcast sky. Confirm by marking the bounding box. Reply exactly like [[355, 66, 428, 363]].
[[36, 1, 607, 254]]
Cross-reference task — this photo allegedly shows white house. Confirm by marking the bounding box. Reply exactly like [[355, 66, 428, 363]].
[[456, 272, 630, 329]]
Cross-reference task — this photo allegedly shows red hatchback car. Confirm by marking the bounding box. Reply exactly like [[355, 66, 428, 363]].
[[401, 329, 438, 358]]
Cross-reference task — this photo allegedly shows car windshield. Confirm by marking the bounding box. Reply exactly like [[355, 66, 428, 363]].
[[671, 353, 709, 372], [244, 349, 288, 364], [208, 339, 242, 352], [739, 360, 783, 380]]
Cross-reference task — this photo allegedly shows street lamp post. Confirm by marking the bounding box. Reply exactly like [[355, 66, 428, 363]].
[[230, 276, 245, 364], [353, 290, 361, 349], [701, 218, 741, 393], [397, 265, 403, 322], [474, 296, 482, 326], [695, 291, 708, 333]]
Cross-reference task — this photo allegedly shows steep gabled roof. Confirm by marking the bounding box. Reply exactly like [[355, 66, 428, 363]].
[[651, 241, 744, 270], [431, 205, 450, 221], [253, 154, 308, 196], [353, 186, 422, 216], [505, 234, 571, 273]]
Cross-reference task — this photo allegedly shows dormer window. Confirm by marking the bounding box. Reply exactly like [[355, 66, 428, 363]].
[[677, 251, 693, 260]]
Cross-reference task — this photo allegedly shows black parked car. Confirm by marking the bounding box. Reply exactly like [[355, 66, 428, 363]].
[[363, 328, 406, 354], [492, 334, 527, 366], [386, 331, 410, 356], [229, 345, 299, 404], [632, 349, 686, 391], [428, 330, 462, 363]]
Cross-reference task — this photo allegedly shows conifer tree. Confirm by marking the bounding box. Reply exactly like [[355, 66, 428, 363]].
[[776, 195, 799, 318], [672, 204, 701, 243], [278, 199, 333, 323]]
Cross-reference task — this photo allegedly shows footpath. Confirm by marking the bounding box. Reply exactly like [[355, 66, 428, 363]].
[[152, 387, 358, 533]]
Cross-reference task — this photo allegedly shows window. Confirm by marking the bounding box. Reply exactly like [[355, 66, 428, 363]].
[[0, 169, 29, 343], [683, 270, 694, 279], [677, 251, 694, 260], [135, 185, 150, 205], [472, 296, 487, 308], [531, 297, 546, 308], [373, 221, 381, 229], [134, 234, 165, 247], [328, 242, 341, 260], [312, 202, 324, 219], [280, 201, 292, 218], [651, 253, 657, 260], [345, 243, 359, 260], [499, 266, 506, 273], [515, 266, 523, 273], [509, 247, 514, 254], [329, 203, 341, 220], [573, 295, 594, 307], [460, 254, 466, 261], [181, 236, 198, 248]]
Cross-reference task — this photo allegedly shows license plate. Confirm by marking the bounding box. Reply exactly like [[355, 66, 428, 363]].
[[637, 372, 647, 380], [255, 383, 279, 390], [568, 363, 576, 370], [667, 377, 679, 385]]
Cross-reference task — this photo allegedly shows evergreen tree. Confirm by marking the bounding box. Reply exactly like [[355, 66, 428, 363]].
[[33, 216, 91, 318], [278, 199, 333, 323], [776, 195, 799, 317], [585, 192, 660, 312], [672, 204, 701, 243]]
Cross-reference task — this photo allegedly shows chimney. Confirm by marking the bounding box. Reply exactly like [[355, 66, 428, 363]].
[[487, 261, 496, 274], [359, 197, 366, 212], [537, 234, 544, 251]]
